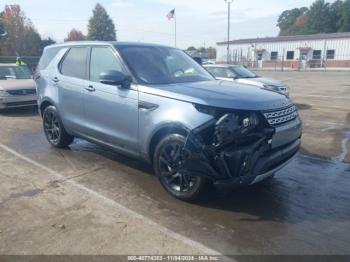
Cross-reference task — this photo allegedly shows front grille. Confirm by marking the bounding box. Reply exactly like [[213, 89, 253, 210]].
[[263, 104, 298, 126], [6, 89, 36, 96]]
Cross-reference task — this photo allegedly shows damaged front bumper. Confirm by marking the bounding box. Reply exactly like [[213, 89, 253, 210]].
[[215, 138, 300, 186], [181, 107, 302, 186]]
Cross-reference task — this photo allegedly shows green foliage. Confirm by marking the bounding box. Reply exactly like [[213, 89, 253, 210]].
[[87, 3, 116, 41], [277, 8, 308, 36], [277, 0, 350, 35], [305, 0, 334, 34], [339, 0, 350, 31]]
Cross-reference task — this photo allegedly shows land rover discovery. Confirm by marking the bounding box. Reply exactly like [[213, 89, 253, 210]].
[[35, 42, 302, 201]]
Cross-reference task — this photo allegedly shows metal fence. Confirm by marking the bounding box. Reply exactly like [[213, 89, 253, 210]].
[[227, 52, 350, 72], [0, 56, 40, 71]]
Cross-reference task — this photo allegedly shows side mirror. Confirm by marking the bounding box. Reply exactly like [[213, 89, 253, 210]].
[[99, 70, 132, 88]]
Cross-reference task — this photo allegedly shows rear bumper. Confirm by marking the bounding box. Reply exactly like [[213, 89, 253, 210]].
[[214, 138, 300, 186], [0, 95, 37, 109]]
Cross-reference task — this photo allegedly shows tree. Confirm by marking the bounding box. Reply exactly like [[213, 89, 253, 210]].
[[187, 46, 197, 51], [0, 11, 6, 36], [276, 0, 350, 36], [288, 13, 308, 35], [87, 3, 116, 41], [65, 29, 86, 42], [338, 0, 350, 32], [1, 5, 42, 56], [330, 0, 344, 31], [304, 0, 334, 34], [41, 37, 56, 50], [277, 7, 308, 36]]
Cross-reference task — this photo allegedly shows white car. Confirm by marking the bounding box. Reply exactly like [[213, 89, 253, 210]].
[[0, 63, 37, 109], [204, 64, 289, 96]]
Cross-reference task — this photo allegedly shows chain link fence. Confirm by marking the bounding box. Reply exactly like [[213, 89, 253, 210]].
[[226, 51, 350, 72]]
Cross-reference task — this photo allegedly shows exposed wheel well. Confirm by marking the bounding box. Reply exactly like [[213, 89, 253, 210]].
[[149, 125, 189, 163], [40, 101, 53, 116]]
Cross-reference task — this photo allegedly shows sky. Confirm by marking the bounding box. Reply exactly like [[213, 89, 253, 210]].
[[1, 0, 320, 48]]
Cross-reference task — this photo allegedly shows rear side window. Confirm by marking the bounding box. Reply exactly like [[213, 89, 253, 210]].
[[90, 47, 124, 82], [38, 47, 61, 70], [60, 47, 88, 79]]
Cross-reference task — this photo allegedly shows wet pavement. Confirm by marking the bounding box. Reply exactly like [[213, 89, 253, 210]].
[[0, 72, 350, 255]]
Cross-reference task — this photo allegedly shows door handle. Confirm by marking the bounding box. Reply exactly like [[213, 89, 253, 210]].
[[52, 77, 59, 83], [85, 85, 96, 92], [138, 101, 159, 111]]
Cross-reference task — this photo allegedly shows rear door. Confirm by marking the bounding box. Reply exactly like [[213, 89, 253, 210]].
[[82, 45, 139, 156], [57, 47, 89, 133]]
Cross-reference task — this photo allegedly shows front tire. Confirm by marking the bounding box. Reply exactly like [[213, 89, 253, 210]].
[[153, 134, 211, 201], [43, 106, 74, 148]]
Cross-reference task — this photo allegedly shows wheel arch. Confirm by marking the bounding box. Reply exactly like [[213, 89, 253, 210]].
[[147, 122, 190, 163], [39, 98, 56, 117]]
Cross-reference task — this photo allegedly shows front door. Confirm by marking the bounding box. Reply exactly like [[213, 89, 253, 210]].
[[300, 51, 308, 70], [82, 46, 139, 156]]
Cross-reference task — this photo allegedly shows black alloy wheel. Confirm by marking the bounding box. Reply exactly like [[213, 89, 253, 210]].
[[43, 106, 74, 148], [154, 134, 211, 201]]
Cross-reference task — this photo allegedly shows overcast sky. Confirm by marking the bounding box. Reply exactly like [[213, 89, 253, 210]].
[[2, 0, 319, 48]]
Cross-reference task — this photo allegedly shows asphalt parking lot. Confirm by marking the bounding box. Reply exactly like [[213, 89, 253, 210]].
[[0, 71, 349, 256]]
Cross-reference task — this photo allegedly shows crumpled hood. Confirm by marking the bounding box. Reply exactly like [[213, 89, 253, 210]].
[[240, 77, 287, 87], [139, 80, 292, 111], [0, 79, 36, 91]]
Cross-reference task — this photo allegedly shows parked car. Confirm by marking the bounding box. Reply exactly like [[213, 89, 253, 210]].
[[204, 64, 290, 96], [35, 42, 302, 201], [0, 63, 37, 109]]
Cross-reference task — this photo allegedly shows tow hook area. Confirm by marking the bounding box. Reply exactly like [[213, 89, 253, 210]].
[[181, 112, 274, 182]]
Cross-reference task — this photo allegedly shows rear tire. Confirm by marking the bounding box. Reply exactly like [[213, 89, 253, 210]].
[[43, 106, 74, 148], [153, 134, 211, 201]]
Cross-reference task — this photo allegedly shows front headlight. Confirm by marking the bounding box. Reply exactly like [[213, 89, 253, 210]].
[[0, 90, 10, 97]]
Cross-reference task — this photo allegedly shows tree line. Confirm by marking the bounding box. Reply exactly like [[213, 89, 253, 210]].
[[0, 3, 116, 56], [278, 0, 350, 36]]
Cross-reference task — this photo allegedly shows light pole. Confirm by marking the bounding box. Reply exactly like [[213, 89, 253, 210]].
[[225, 0, 233, 64]]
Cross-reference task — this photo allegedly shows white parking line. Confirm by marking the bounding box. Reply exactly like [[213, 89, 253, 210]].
[[0, 143, 223, 256]]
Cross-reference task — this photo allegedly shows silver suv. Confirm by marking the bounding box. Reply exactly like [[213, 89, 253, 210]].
[[35, 42, 302, 201], [204, 64, 290, 96]]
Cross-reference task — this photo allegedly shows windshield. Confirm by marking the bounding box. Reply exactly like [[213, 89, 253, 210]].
[[0, 66, 32, 80], [230, 66, 257, 78], [116, 45, 214, 84]]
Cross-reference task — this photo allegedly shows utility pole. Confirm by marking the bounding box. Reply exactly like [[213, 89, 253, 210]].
[[225, 0, 233, 64]]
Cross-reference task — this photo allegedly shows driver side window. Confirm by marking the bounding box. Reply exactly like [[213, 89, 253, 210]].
[[90, 47, 124, 83]]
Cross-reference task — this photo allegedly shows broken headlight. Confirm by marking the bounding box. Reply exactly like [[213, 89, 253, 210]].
[[214, 113, 259, 146]]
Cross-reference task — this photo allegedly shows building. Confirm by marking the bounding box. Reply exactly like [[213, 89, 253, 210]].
[[216, 32, 350, 69]]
